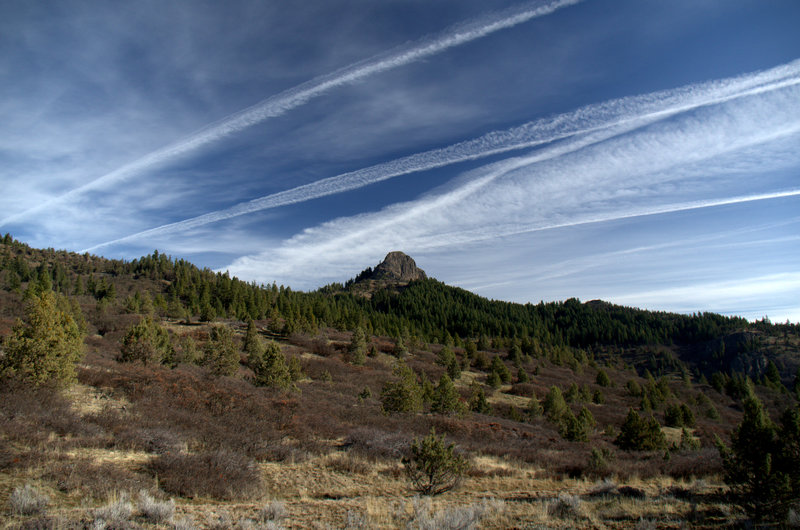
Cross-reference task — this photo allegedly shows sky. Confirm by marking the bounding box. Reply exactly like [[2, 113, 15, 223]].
[[1, 0, 799, 323]]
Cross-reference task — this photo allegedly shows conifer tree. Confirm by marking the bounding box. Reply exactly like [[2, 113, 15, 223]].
[[615, 408, 666, 451], [468, 381, 491, 414], [348, 327, 367, 365], [543, 386, 569, 423], [381, 360, 423, 413], [431, 374, 465, 415], [119, 316, 173, 365], [1, 290, 84, 387], [203, 325, 239, 377], [252, 341, 292, 389]]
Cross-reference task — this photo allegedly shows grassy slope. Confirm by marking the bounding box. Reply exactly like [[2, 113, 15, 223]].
[[1, 240, 799, 527]]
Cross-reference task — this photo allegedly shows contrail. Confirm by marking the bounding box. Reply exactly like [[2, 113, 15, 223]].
[[1, 0, 582, 228], [80, 58, 800, 253], [417, 189, 800, 249]]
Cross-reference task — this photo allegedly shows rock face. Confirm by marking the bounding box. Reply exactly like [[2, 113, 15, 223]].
[[371, 251, 427, 282]]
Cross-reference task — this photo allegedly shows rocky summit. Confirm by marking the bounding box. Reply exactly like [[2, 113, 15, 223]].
[[371, 251, 427, 282]]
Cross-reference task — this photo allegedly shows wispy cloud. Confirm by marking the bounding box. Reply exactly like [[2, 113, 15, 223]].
[[220, 72, 800, 289], [81, 58, 800, 253], [1, 0, 581, 228]]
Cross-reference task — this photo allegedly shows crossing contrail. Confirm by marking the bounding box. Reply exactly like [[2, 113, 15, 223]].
[[81, 58, 800, 253], [1, 0, 582, 228]]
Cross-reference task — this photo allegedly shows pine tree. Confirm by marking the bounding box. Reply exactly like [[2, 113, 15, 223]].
[[381, 360, 423, 413], [243, 319, 265, 366], [543, 386, 569, 423], [252, 341, 292, 389], [404, 429, 469, 496], [203, 325, 239, 377], [119, 316, 173, 365], [1, 290, 84, 387], [615, 408, 666, 451], [716, 394, 800, 522], [431, 374, 464, 415], [348, 327, 367, 365], [468, 381, 491, 414]]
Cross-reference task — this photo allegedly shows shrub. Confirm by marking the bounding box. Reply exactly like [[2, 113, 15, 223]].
[[547, 493, 584, 519], [404, 496, 504, 529], [404, 429, 469, 496], [1, 290, 84, 387], [615, 408, 666, 451], [258, 500, 288, 524], [137, 490, 175, 524], [94, 493, 134, 527], [9, 484, 49, 516], [149, 450, 263, 501]]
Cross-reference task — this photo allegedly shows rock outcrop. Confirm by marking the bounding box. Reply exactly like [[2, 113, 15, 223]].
[[370, 251, 427, 282]]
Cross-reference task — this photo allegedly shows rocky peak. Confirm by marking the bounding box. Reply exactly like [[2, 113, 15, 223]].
[[371, 251, 427, 282]]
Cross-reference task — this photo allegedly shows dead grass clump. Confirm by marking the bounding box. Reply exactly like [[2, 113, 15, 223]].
[[149, 450, 263, 500], [403, 496, 505, 529], [118, 426, 185, 454], [44, 459, 151, 500], [326, 453, 372, 475], [257, 500, 288, 524], [94, 493, 134, 528], [9, 484, 50, 516], [345, 426, 409, 461], [137, 490, 174, 524], [662, 448, 722, 479], [547, 493, 584, 520]]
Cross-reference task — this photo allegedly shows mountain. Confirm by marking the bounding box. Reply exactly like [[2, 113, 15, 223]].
[[346, 251, 427, 297]]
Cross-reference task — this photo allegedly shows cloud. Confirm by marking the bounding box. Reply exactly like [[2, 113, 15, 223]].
[[80, 58, 800, 253], [1, 0, 581, 228], [219, 73, 800, 289]]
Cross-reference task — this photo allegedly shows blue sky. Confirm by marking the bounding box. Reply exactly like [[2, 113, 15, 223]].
[[2, 0, 799, 322]]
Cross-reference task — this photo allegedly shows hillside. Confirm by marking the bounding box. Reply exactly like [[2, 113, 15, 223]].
[[1, 235, 799, 528]]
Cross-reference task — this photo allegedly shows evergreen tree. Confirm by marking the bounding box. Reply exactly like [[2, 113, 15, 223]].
[[404, 429, 468, 496], [527, 395, 543, 418], [243, 319, 265, 366], [615, 408, 666, 451], [436, 346, 460, 380], [252, 341, 292, 390], [543, 386, 569, 423], [348, 327, 367, 365], [203, 325, 239, 377], [596, 368, 612, 387], [431, 374, 465, 415], [468, 381, 491, 414], [1, 290, 84, 387], [489, 355, 511, 384], [119, 316, 173, 365], [381, 360, 423, 413]]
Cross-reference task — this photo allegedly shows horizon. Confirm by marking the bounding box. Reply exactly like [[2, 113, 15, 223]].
[[1, 0, 799, 323]]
